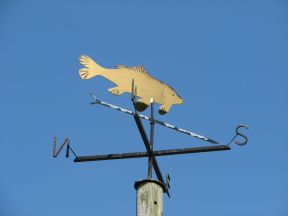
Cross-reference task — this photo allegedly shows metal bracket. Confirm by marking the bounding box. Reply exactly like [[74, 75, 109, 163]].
[[165, 174, 171, 198]]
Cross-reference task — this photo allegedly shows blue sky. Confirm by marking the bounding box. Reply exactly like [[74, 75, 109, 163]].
[[0, 0, 287, 215]]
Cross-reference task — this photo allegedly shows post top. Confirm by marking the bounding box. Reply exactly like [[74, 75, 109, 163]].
[[134, 179, 167, 193]]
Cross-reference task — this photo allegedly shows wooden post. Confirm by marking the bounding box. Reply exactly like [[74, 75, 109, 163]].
[[135, 180, 165, 216]]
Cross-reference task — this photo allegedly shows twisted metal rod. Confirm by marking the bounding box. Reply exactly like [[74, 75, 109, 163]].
[[90, 94, 218, 144]]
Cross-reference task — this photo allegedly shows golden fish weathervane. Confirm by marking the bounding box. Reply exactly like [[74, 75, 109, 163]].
[[79, 55, 184, 114]]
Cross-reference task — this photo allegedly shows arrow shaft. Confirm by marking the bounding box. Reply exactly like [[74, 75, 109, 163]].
[[91, 94, 218, 144]]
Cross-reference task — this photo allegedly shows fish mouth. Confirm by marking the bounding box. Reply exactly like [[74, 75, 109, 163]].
[[179, 100, 184, 104]]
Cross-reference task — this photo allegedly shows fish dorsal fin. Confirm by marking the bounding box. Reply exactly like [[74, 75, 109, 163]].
[[130, 66, 149, 74], [115, 64, 128, 69], [115, 64, 149, 75]]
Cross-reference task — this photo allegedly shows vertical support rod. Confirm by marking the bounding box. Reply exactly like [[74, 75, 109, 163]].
[[134, 115, 165, 184], [136, 180, 164, 216], [148, 101, 154, 179]]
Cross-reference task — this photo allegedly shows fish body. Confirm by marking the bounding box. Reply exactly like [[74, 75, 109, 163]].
[[79, 55, 184, 114]]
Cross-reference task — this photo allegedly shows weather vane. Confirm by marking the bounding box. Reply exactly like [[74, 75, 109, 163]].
[[53, 55, 249, 215]]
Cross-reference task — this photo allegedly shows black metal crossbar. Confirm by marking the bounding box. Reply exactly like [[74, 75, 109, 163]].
[[74, 145, 230, 162]]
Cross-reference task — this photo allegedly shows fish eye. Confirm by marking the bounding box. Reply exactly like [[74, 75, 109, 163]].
[[172, 93, 175, 96]]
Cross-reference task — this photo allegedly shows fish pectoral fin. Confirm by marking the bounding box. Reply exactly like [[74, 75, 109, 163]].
[[159, 107, 167, 115], [135, 99, 149, 112], [108, 87, 123, 96], [159, 104, 171, 115]]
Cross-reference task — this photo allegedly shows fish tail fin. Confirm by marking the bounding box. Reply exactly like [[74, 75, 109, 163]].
[[79, 55, 104, 79]]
